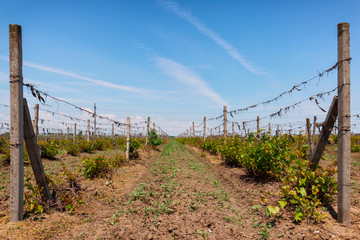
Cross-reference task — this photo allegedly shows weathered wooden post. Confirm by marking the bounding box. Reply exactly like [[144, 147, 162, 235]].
[[218, 127, 220, 137], [232, 122, 234, 138], [87, 119, 90, 142], [257, 116, 260, 133], [126, 117, 130, 160], [9, 24, 24, 222], [145, 117, 150, 145], [337, 22, 351, 225], [203, 116, 206, 141], [73, 123, 76, 142], [192, 122, 195, 137], [223, 106, 227, 141], [153, 123, 155, 131], [33, 104, 39, 139], [66, 127, 69, 140], [306, 118, 312, 153], [93, 103, 96, 137], [312, 116, 317, 149]]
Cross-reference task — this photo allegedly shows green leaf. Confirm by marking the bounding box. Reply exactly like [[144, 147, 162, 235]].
[[267, 205, 280, 216], [298, 187, 307, 197], [295, 212, 303, 222], [278, 200, 287, 209]]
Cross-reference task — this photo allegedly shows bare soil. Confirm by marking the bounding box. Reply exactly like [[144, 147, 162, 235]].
[[0, 140, 359, 239]]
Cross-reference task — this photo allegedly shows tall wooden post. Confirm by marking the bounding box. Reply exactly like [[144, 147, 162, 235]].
[[306, 118, 312, 153], [112, 123, 114, 139], [93, 103, 96, 137], [145, 117, 150, 145], [223, 106, 227, 140], [153, 123, 155, 131], [312, 116, 317, 149], [9, 24, 24, 222], [232, 122, 234, 138], [33, 104, 39, 139], [73, 123, 76, 142], [337, 22, 351, 225], [87, 119, 90, 142], [192, 122, 195, 137], [126, 117, 130, 160], [257, 116, 260, 133], [203, 116, 206, 141], [66, 127, 69, 140]]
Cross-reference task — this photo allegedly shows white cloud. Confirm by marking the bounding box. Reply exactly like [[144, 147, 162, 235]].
[[157, 0, 265, 75], [23, 61, 144, 93], [154, 57, 227, 106]]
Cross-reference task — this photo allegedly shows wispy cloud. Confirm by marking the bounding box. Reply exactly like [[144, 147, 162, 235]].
[[0, 55, 144, 93], [154, 57, 227, 106], [157, 0, 265, 75]]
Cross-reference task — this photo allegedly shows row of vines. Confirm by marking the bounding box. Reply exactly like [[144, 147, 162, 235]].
[[177, 133, 360, 222]]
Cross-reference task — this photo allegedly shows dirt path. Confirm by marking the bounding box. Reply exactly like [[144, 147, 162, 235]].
[[91, 140, 287, 239]]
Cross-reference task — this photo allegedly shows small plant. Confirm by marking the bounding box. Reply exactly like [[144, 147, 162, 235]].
[[148, 129, 162, 149], [39, 139, 59, 159], [24, 177, 44, 215], [82, 155, 111, 179], [65, 143, 80, 156]]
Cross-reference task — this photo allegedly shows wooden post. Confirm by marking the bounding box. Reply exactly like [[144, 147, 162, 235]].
[[153, 123, 155, 131], [242, 122, 246, 136], [218, 127, 220, 137], [33, 104, 39, 139], [337, 22, 351, 225], [223, 106, 227, 140], [93, 103, 96, 137], [73, 123, 76, 142], [112, 123, 114, 139], [145, 117, 150, 145], [310, 96, 338, 169], [66, 127, 69, 140], [192, 122, 195, 137], [312, 116, 317, 149], [9, 24, 24, 222], [232, 122, 234, 138], [268, 123, 271, 132], [126, 117, 130, 160], [257, 116, 260, 133], [203, 116, 206, 141], [23, 99, 51, 200], [87, 119, 90, 142], [306, 118, 312, 153]]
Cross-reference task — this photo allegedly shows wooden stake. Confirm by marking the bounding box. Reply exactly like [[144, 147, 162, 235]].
[[337, 22, 351, 225], [87, 119, 90, 142], [126, 117, 130, 160], [203, 116, 206, 141], [23, 99, 51, 200], [232, 122, 234, 138], [145, 117, 150, 145], [9, 24, 24, 222], [66, 127, 69, 140], [73, 123, 76, 142], [153, 123, 155, 131], [224, 106, 227, 141], [310, 96, 338, 169], [93, 103, 96, 137], [33, 104, 39, 139], [257, 116, 260, 133], [306, 118, 312, 154], [312, 116, 317, 149]]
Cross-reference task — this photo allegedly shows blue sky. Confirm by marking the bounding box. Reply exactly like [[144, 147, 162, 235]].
[[0, 0, 359, 136]]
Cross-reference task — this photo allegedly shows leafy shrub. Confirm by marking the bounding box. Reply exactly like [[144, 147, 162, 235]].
[[82, 155, 110, 179], [123, 138, 142, 159], [79, 140, 94, 153], [280, 159, 337, 222], [148, 129, 162, 148], [39, 140, 59, 159], [65, 143, 80, 156], [109, 154, 126, 167]]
